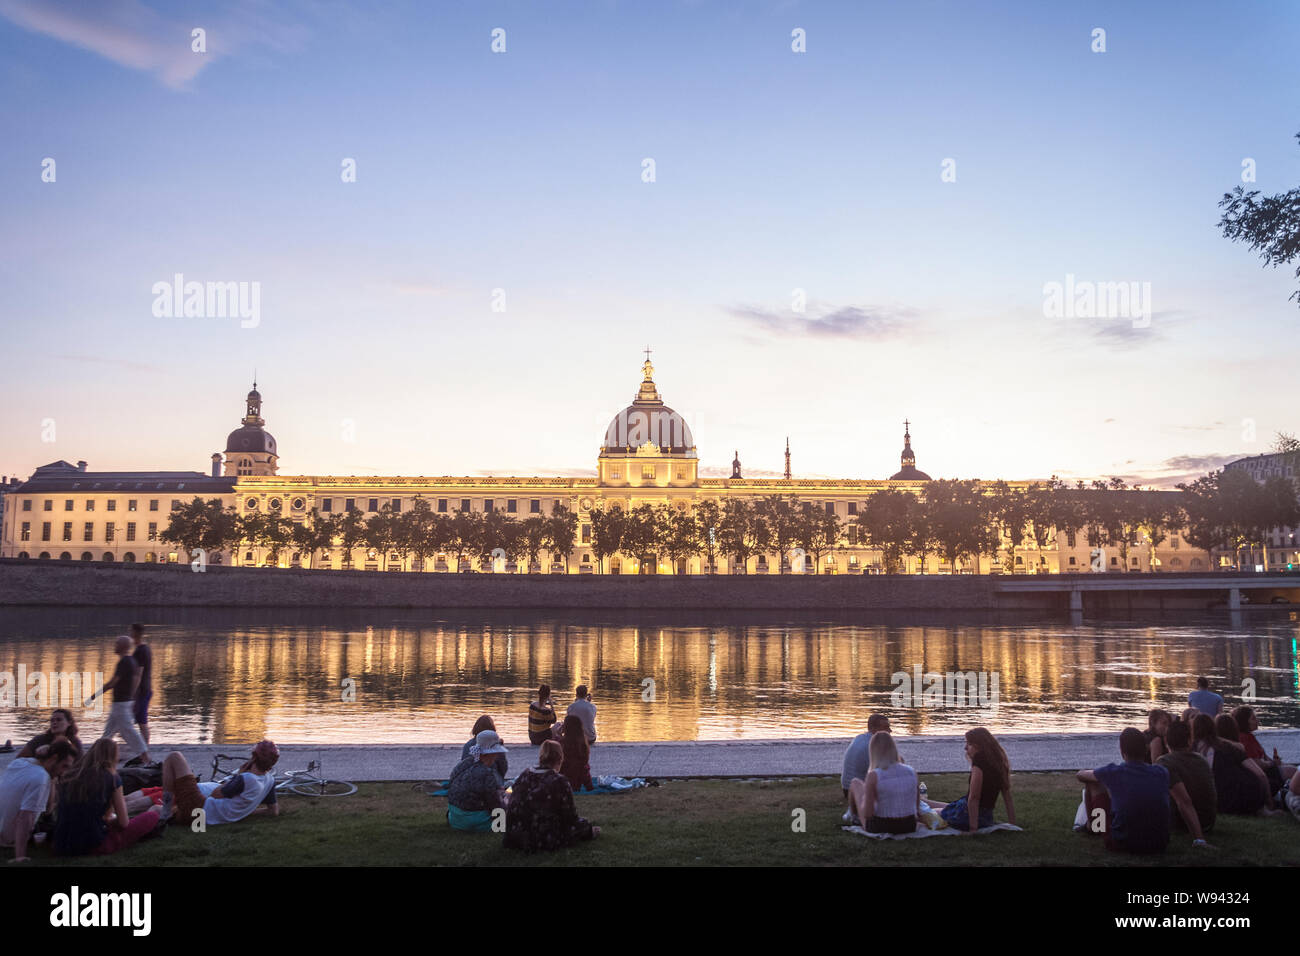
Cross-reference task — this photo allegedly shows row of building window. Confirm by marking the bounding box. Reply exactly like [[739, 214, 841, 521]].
[[310, 497, 554, 515], [19, 521, 156, 542], [22, 498, 173, 513]]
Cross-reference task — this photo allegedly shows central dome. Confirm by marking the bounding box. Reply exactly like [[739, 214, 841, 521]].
[[601, 359, 695, 456]]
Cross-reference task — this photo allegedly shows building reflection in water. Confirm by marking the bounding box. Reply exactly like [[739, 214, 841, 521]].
[[0, 611, 1296, 745]]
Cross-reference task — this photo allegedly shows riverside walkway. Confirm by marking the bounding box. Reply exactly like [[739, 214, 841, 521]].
[[9, 731, 1297, 781]]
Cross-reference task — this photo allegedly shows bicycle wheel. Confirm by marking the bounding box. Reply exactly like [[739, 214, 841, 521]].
[[287, 778, 357, 797]]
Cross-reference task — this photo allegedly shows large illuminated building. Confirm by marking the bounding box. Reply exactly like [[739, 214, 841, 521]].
[[0, 357, 1213, 574]]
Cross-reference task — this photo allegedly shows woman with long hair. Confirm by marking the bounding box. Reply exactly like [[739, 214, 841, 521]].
[[54, 738, 165, 856], [847, 732, 919, 834], [1192, 713, 1276, 816], [18, 708, 84, 759], [460, 715, 507, 779], [927, 727, 1015, 832], [558, 714, 593, 792], [1143, 709, 1172, 763], [1232, 705, 1294, 790]]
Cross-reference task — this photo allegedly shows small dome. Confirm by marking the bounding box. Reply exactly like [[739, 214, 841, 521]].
[[226, 426, 276, 455], [247, 388, 262, 402], [890, 465, 931, 481]]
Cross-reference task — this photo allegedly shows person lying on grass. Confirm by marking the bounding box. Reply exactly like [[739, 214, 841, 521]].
[[160, 741, 281, 828], [54, 738, 169, 856], [847, 732, 918, 834], [926, 728, 1015, 833], [447, 729, 509, 832], [1077, 727, 1173, 854], [504, 740, 599, 852]]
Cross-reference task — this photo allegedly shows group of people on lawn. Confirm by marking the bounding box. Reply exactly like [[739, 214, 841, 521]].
[[840, 676, 1299, 853], [444, 684, 603, 852]]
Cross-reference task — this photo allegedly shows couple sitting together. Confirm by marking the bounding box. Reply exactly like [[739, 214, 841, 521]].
[[846, 722, 1015, 835]]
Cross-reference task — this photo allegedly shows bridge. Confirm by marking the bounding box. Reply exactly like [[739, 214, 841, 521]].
[[992, 571, 1300, 611]]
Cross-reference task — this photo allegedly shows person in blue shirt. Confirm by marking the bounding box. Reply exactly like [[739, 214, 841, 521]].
[[1187, 677, 1224, 717], [1077, 728, 1172, 854]]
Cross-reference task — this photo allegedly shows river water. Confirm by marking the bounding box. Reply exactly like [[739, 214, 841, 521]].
[[1, 607, 1296, 746]]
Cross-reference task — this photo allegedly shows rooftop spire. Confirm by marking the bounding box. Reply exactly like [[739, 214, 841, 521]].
[[784, 437, 791, 480]]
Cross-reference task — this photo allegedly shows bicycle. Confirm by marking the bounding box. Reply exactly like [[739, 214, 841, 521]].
[[209, 753, 357, 797]]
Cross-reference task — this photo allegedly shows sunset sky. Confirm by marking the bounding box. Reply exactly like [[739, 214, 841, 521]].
[[1, 0, 1296, 487]]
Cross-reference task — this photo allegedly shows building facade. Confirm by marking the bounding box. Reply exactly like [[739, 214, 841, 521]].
[[1223, 450, 1300, 570], [1, 358, 1212, 574]]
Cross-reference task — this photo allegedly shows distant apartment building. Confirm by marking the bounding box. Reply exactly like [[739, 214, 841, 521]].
[[1223, 450, 1300, 570]]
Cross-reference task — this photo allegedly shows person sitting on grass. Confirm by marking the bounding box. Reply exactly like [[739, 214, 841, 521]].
[[1156, 719, 1215, 847], [847, 732, 918, 834], [1192, 714, 1278, 817], [447, 729, 509, 832], [461, 715, 508, 780], [926, 728, 1015, 833], [503, 740, 600, 852], [54, 739, 168, 856], [0, 739, 77, 862], [528, 685, 559, 745], [841, 713, 889, 822], [1232, 705, 1294, 793], [1076, 727, 1171, 854], [557, 714, 594, 792], [160, 741, 281, 828], [18, 709, 84, 760], [1143, 709, 1172, 764]]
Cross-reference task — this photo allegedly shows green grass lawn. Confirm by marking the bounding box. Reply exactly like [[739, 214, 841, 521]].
[[23, 772, 1300, 867]]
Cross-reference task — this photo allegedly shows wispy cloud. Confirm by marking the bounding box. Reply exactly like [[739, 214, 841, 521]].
[[728, 303, 917, 340], [55, 352, 164, 373], [0, 0, 306, 89]]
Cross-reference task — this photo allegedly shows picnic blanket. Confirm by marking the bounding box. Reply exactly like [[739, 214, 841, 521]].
[[426, 775, 649, 798], [579, 775, 647, 794], [844, 822, 1023, 840]]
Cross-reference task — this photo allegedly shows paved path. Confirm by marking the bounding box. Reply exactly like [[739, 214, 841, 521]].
[[7, 731, 1297, 782]]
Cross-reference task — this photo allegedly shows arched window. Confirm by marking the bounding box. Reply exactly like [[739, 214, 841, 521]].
[[123, 552, 136, 563], [18, 551, 29, 560], [80, 552, 93, 561], [237, 458, 253, 476], [102, 553, 114, 562], [38, 552, 51, 560], [1190, 557, 1204, 570], [59, 552, 72, 561]]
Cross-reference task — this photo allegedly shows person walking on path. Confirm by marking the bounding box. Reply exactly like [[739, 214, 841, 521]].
[[129, 624, 153, 763], [87, 635, 150, 766]]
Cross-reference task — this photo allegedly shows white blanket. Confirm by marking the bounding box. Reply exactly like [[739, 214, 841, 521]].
[[843, 822, 1024, 840]]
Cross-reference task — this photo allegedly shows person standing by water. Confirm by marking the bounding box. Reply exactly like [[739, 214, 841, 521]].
[[1187, 677, 1223, 717], [528, 685, 559, 745], [128, 624, 152, 764], [566, 685, 597, 746], [88, 635, 150, 766]]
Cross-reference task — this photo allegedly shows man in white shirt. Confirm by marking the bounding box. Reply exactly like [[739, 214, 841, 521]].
[[160, 740, 281, 828], [566, 685, 598, 745], [1, 739, 77, 862]]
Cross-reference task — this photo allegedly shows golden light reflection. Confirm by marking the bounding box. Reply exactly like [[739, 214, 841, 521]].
[[0, 617, 1296, 746]]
